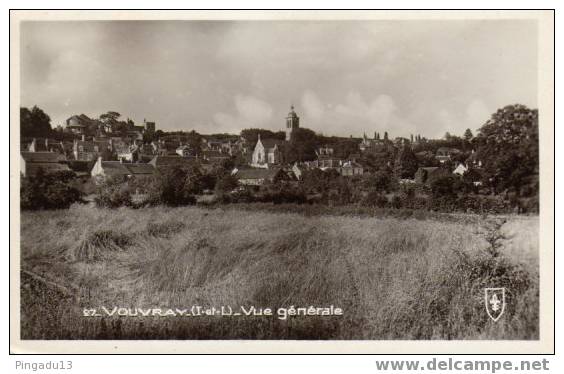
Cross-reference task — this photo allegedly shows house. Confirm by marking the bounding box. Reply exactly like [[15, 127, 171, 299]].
[[148, 155, 197, 172], [176, 144, 194, 157], [359, 132, 388, 152], [65, 114, 99, 135], [394, 137, 410, 147], [453, 163, 468, 176], [91, 157, 155, 181], [116, 144, 139, 162], [339, 161, 364, 177], [20, 151, 70, 177], [73, 137, 110, 161], [251, 136, 284, 167], [202, 150, 230, 164], [292, 163, 304, 180], [316, 145, 335, 156], [202, 138, 224, 152], [466, 150, 483, 168], [233, 167, 287, 186], [317, 154, 343, 169], [143, 119, 156, 133], [154, 139, 180, 156], [414, 167, 451, 184], [436, 147, 461, 163], [27, 138, 66, 154]]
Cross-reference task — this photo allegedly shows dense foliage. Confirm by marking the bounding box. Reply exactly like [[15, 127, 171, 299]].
[[21, 170, 82, 210], [474, 104, 538, 196], [21, 106, 53, 138]]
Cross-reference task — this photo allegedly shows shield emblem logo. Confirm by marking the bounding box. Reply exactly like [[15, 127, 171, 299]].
[[484, 288, 506, 322]]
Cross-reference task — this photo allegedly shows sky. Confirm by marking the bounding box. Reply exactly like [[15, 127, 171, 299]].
[[20, 20, 538, 138]]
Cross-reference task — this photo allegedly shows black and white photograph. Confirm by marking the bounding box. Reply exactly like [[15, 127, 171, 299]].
[[9, 10, 554, 354]]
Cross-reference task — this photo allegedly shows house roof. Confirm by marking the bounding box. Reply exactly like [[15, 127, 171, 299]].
[[318, 154, 342, 161], [97, 161, 156, 177], [21, 151, 66, 163], [203, 150, 229, 158], [235, 167, 282, 180], [124, 163, 156, 175], [67, 114, 93, 126], [26, 163, 71, 175], [259, 138, 285, 150], [149, 155, 196, 167], [96, 161, 129, 176], [341, 161, 363, 168], [436, 147, 461, 154]]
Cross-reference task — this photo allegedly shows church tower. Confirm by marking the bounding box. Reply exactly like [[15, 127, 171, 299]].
[[285, 105, 300, 141]]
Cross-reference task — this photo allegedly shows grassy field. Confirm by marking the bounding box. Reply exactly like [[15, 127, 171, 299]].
[[20, 204, 539, 340]]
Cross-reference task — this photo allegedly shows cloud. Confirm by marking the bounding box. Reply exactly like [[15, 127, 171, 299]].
[[234, 95, 273, 124], [300, 91, 416, 137], [301, 90, 325, 121], [437, 99, 492, 138], [20, 21, 537, 136], [339, 92, 418, 136], [213, 95, 273, 133]]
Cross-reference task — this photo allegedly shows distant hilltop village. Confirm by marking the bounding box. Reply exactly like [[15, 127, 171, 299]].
[[21, 104, 484, 185]]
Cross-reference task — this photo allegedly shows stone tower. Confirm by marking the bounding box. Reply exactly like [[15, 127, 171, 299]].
[[285, 105, 300, 141]]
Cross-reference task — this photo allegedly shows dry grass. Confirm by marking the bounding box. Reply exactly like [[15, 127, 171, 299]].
[[20, 204, 539, 340]]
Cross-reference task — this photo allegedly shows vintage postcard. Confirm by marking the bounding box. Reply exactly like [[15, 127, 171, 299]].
[[9, 10, 554, 354]]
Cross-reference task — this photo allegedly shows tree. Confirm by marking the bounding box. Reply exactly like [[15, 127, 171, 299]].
[[214, 174, 239, 195], [20, 106, 53, 138], [99, 111, 121, 126], [474, 104, 538, 196], [186, 130, 203, 156], [463, 128, 474, 141], [363, 170, 392, 192], [430, 175, 456, 198], [332, 139, 360, 159], [99, 111, 127, 135], [147, 166, 199, 206], [393, 146, 419, 179], [240, 128, 285, 143], [284, 128, 320, 163]]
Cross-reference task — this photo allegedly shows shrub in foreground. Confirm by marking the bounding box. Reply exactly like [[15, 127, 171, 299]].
[[21, 170, 82, 210]]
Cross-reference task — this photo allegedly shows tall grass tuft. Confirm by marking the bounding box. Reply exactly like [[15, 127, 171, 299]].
[[68, 230, 133, 263]]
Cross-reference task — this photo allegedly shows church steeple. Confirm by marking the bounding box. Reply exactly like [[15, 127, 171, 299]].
[[285, 104, 300, 141]]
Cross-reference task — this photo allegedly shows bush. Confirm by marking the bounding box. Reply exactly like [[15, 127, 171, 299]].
[[430, 175, 457, 198], [391, 195, 402, 209], [146, 167, 199, 207], [94, 177, 132, 208], [258, 184, 307, 205], [21, 170, 82, 210], [214, 174, 239, 195], [362, 190, 388, 208], [363, 170, 392, 193]]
